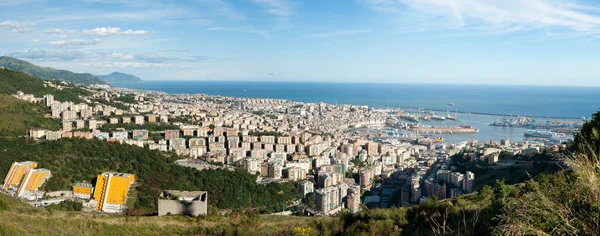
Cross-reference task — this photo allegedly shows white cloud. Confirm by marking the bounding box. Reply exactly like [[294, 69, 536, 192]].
[[308, 29, 371, 39], [45, 28, 77, 37], [48, 38, 101, 47], [0, 20, 35, 33], [366, 0, 600, 34], [82, 27, 152, 36]]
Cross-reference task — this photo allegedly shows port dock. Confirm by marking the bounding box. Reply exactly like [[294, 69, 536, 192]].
[[412, 126, 478, 134]]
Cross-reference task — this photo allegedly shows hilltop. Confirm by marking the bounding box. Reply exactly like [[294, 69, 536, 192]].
[[97, 72, 142, 83], [0, 56, 106, 85]]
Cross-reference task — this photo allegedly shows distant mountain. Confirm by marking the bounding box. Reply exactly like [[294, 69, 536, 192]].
[[0, 56, 106, 85], [96, 72, 142, 83]]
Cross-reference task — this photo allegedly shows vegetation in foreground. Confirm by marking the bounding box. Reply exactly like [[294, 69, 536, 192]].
[[0, 159, 595, 236]]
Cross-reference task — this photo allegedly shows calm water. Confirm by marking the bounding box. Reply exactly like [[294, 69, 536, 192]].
[[115, 81, 600, 143]]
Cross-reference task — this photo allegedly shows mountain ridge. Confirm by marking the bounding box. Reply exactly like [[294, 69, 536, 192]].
[[0, 56, 106, 85], [97, 71, 142, 83]]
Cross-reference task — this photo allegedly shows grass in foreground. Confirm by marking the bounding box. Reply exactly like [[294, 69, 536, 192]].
[[0, 194, 339, 236]]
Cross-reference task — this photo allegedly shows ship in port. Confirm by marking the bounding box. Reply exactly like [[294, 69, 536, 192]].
[[445, 109, 458, 121], [399, 114, 419, 122], [524, 130, 556, 139]]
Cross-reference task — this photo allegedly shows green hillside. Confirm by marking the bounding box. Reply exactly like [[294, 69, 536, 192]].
[[0, 56, 106, 85], [0, 68, 91, 103], [0, 94, 60, 136]]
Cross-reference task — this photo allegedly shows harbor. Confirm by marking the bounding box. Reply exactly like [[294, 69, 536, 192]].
[[391, 110, 581, 144]]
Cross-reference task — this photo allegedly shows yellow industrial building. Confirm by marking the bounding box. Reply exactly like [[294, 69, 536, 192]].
[[73, 183, 94, 199], [93, 172, 135, 213], [16, 168, 51, 198], [2, 161, 38, 190]]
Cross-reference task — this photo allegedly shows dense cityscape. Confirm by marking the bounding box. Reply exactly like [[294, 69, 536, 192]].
[[3, 80, 575, 217]]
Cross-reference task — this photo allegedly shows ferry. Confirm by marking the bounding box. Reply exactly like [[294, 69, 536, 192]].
[[431, 115, 446, 121], [524, 130, 555, 139]]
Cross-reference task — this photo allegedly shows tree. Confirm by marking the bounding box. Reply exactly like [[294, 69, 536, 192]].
[[304, 192, 316, 209], [208, 124, 216, 129]]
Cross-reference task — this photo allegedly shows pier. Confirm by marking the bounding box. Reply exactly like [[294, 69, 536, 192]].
[[412, 126, 478, 134]]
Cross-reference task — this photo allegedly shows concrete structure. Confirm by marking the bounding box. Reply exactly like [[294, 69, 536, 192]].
[[16, 168, 51, 199], [297, 181, 314, 197], [43, 94, 54, 107], [2, 161, 38, 190], [93, 172, 135, 213], [133, 115, 145, 125], [346, 188, 361, 213], [73, 183, 94, 199], [158, 190, 208, 217], [462, 171, 475, 193], [315, 186, 340, 214], [164, 130, 180, 139], [30, 128, 46, 139], [132, 129, 149, 140]]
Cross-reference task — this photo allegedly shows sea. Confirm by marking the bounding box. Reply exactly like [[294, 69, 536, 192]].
[[114, 81, 600, 143]]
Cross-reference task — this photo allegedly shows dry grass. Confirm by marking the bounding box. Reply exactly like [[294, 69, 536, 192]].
[[494, 151, 600, 236], [0, 194, 338, 236]]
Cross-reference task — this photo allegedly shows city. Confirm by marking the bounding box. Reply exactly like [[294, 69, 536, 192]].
[[3, 81, 570, 216]]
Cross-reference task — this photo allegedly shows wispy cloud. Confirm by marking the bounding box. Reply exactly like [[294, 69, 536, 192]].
[[251, 0, 296, 17], [49, 38, 102, 47], [82, 27, 152, 36], [39, 9, 187, 23], [307, 29, 371, 39], [207, 26, 270, 38], [197, 0, 245, 20], [267, 70, 287, 76], [159, 49, 190, 52], [7, 49, 208, 66], [0, 20, 35, 33], [366, 0, 600, 35], [250, 0, 298, 28], [45, 28, 77, 37], [162, 17, 212, 26]]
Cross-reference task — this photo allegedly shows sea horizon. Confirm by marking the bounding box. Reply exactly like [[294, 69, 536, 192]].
[[113, 80, 600, 120], [122, 80, 600, 88]]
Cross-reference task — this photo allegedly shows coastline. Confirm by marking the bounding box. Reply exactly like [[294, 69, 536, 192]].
[[110, 82, 587, 120]]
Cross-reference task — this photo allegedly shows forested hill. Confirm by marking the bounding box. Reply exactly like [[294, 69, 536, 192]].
[[0, 68, 91, 103], [0, 56, 106, 85]]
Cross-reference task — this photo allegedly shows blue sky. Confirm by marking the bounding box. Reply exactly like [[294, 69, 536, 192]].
[[2, 0, 600, 85]]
